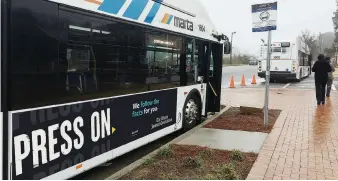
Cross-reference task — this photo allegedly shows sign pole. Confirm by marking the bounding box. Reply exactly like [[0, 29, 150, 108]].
[[252, 1, 276, 127], [264, 30, 272, 127]]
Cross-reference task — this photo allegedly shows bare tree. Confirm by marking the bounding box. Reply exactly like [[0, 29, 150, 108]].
[[300, 30, 317, 53]]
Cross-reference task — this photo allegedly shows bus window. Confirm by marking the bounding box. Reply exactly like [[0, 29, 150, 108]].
[[186, 39, 193, 83], [209, 52, 214, 77], [272, 47, 281, 52], [145, 30, 182, 90], [10, 0, 59, 110], [187, 39, 203, 85]]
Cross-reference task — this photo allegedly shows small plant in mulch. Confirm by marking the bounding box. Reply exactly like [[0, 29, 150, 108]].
[[198, 147, 214, 158], [231, 149, 244, 162], [152, 160, 170, 169], [217, 163, 239, 180], [204, 163, 239, 180], [156, 147, 173, 158], [120, 145, 258, 180], [143, 157, 155, 165], [204, 173, 220, 180], [159, 173, 177, 180], [182, 156, 203, 168]]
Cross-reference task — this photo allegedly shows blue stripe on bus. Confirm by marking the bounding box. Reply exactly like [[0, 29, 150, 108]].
[[98, 0, 126, 14], [167, 15, 173, 24], [144, 2, 161, 23], [123, 0, 149, 20]]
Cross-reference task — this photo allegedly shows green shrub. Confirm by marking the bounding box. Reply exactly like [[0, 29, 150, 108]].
[[204, 173, 220, 180], [160, 173, 177, 180], [231, 150, 244, 162], [217, 163, 239, 180], [182, 156, 203, 168], [143, 157, 154, 165], [156, 147, 173, 158], [199, 147, 214, 158]]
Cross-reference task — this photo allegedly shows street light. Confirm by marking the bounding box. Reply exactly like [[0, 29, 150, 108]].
[[229, 31, 236, 64]]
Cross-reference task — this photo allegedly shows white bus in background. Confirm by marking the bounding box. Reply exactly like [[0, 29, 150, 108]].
[[258, 38, 312, 81]]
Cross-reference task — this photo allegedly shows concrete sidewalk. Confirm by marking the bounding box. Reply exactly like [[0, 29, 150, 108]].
[[221, 88, 338, 180]]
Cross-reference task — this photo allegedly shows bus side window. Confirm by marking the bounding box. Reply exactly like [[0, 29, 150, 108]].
[[209, 52, 214, 77], [10, 0, 59, 110]]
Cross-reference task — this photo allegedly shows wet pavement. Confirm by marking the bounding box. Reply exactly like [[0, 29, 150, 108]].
[[177, 128, 268, 153], [221, 88, 338, 180], [288, 75, 338, 91]]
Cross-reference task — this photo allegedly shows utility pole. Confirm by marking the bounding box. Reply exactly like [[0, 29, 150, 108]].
[[336, 46, 338, 66], [319, 32, 323, 53], [229, 31, 236, 64]]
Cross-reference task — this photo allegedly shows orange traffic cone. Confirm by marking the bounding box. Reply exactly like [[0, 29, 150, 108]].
[[229, 76, 235, 88], [240, 75, 246, 86], [251, 74, 257, 85]]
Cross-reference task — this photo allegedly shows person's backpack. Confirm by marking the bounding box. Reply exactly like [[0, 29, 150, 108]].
[[329, 62, 335, 80]]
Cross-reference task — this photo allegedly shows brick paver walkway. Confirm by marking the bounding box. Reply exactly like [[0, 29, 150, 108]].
[[221, 88, 338, 180]]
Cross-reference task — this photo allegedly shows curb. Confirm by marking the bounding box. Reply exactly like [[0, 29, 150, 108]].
[[104, 106, 231, 180]]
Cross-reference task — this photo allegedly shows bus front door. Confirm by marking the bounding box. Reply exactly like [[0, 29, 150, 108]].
[[206, 43, 222, 113]]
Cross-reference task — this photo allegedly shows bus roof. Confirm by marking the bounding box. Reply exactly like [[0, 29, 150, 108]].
[[48, 0, 220, 42]]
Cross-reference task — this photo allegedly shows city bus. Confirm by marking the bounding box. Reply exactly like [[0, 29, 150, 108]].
[[258, 38, 312, 81], [0, 0, 231, 179]]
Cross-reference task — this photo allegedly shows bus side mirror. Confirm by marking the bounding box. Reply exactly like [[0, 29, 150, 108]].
[[224, 42, 231, 54]]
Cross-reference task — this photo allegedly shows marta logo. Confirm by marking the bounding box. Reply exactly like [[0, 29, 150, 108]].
[[259, 11, 270, 21], [161, 13, 193, 31]]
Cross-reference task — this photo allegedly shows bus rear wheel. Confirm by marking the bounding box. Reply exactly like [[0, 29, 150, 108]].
[[183, 94, 201, 131]]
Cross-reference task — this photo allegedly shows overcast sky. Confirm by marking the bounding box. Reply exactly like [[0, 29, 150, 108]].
[[199, 0, 336, 56]]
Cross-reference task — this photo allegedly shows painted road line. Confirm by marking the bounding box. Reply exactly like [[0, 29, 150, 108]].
[[332, 84, 337, 91], [283, 83, 291, 89]]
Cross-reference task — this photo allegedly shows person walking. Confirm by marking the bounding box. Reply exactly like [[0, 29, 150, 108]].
[[312, 54, 332, 105], [326, 56, 335, 97]]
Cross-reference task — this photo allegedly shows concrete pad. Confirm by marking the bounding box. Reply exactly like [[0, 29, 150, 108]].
[[177, 128, 268, 153]]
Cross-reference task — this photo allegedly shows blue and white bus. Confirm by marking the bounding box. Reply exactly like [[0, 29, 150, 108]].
[[0, 0, 230, 179]]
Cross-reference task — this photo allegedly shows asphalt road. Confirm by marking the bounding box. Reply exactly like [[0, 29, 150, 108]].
[[221, 65, 286, 89]]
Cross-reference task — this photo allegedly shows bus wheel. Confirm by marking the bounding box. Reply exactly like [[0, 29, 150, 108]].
[[183, 94, 201, 131]]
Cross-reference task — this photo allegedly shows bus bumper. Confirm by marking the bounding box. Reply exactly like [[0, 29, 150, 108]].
[[258, 71, 297, 80]]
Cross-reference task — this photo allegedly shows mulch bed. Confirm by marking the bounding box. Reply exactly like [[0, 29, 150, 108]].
[[120, 145, 257, 180], [204, 107, 281, 133]]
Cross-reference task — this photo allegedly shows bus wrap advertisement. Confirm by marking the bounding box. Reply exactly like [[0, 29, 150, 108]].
[[10, 89, 177, 179]]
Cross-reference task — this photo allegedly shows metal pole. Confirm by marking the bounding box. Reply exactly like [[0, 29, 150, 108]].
[[229, 33, 234, 64], [319, 32, 322, 53], [336, 47, 338, 66], [264, 30, 272, 127]]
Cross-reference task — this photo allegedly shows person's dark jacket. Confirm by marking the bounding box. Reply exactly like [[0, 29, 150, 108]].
[[312, 58, 332, 83]]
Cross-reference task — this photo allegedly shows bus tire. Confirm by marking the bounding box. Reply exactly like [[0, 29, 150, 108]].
[[182, 93, 201, 131]]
